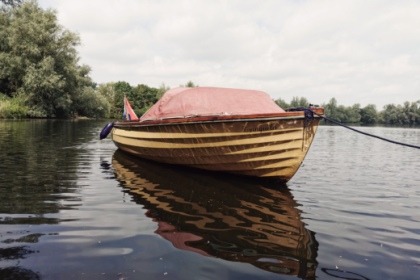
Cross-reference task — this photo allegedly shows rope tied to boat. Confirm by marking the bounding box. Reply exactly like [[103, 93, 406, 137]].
[[287, 107, 314, 128], [287, 107, 316, 150], [290, 106, 420, 150]]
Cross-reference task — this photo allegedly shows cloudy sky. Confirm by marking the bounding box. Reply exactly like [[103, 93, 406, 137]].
[[38, 0, 420, 108]]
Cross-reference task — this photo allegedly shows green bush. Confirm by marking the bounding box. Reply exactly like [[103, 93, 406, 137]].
[[74, 87, 110, 118], [0, 95, 29, 118]]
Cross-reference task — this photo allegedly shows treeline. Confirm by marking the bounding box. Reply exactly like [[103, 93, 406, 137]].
[[95, 82, 168, 119], [0, 0, 105, 118], [1, 1, 419, 126], [276, 97, 420, 126], [0, 1, 193, 119]]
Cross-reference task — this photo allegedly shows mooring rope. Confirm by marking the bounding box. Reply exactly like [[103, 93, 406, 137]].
[[304, 108, 420, 150]]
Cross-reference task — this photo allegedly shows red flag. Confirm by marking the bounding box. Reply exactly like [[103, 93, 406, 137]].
[[123, 97, 139, 120]]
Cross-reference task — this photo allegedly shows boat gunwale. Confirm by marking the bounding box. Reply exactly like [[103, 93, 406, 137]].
[[114, 108, 324, 128]]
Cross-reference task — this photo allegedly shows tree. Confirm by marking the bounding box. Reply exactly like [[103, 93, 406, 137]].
[[290, 96, 309, 108], [360, 104, 378, 125], [112, 81, 132, 118], [131, 84, 159, 115], [181, 81, 198, 87], [74, 87, 110, 118], [380, 104, 401, 125], [404, 101, 420, 125], [102, 81, 161, 118], [324, 98, 339, 120], [0, 1, 99, 118], [344, 104, 361, 123], [157, 83, 169, 99], [0, 0, 24, 9], [96, 82, 115, 105], [275, 98, 289, 109], [322, 98, 361, 123], [415, 100, 420, 125]]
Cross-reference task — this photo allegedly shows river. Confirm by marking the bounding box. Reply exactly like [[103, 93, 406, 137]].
[[0, 120, 419, 279]]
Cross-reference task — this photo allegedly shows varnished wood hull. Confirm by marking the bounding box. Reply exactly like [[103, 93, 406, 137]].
[[111, 111, 322, 181]]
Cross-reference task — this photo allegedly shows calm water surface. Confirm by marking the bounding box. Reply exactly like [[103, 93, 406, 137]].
[[0, 120, 419, 279]]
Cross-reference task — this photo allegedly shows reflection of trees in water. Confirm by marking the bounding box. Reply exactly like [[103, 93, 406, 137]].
[[0, 267, 40, 280], [2, 233, 44, 244], [0, 120, 102, 279], [0, 120, 101, 216], [0, 233, 41, 280], [0, 266, 41, 280], [112, 150, 319, 279], [0, 246, 36, 260]]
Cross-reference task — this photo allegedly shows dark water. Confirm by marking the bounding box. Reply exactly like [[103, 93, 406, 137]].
[[0, 120, 419, 280]]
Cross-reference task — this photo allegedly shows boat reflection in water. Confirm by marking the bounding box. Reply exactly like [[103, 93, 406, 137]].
[[112, 150, 318, 279]]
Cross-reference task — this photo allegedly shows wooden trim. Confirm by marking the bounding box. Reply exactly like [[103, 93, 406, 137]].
[[115, 107, 324, 128]]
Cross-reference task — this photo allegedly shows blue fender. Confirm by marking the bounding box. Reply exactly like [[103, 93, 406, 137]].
[[99, 122, 114, 140]]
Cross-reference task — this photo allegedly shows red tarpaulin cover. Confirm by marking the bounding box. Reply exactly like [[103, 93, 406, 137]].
[[140, 87, 285, 121]]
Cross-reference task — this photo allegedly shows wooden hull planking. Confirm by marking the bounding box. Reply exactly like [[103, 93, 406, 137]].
[[111, 115, 320, 180]]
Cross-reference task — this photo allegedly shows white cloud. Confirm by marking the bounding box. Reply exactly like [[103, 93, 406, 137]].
[[38, 0, 420, 107]]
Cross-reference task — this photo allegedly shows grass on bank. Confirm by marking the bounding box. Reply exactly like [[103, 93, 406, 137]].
[[0, 94, 46, 119]]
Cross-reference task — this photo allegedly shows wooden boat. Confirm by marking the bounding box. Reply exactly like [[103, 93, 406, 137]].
[[112, 150, 318, 278], [106, 87, 324, 182]]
